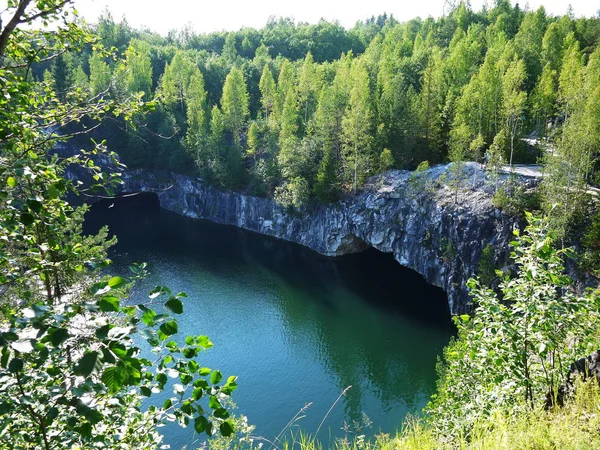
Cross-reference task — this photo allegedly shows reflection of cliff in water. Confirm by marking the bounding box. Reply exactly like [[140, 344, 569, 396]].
[[85, 198, 453, 432], [271, 268, 451, 427]]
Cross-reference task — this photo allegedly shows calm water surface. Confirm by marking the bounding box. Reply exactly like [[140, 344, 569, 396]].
[[85, 197, 453, 449]]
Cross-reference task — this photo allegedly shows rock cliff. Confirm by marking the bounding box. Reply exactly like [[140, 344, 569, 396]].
[[118, 163, 519, 315]]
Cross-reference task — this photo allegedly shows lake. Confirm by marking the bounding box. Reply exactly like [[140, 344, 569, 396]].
[[84, 195, 453, 449]]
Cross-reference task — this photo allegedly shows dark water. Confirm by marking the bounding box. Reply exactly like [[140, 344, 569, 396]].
[[85, 195, 453, 448]]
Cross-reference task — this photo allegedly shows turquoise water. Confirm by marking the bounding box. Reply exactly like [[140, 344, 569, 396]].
[[85, 199, 453, 448]]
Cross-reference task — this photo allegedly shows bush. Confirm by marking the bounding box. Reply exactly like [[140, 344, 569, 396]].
[[492, 182, 541, 217], [426, 213, 600, 439]]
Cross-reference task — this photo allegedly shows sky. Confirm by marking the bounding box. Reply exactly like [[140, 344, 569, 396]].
[[71, 0, 598, 35]]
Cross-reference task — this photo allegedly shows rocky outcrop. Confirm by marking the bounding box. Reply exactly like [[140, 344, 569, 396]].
[[117, 163, 520, 315]]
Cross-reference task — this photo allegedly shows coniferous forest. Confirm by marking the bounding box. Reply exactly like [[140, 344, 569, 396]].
[[2, 1, 600, 449], [42, 2, 600, 254]]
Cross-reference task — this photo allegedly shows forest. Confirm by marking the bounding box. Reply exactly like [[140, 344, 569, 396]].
[[39, 1, 600, 262], [2, 0, 600, 449]]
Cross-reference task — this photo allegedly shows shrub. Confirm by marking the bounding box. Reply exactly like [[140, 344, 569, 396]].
[[427, 213, 600, 439]]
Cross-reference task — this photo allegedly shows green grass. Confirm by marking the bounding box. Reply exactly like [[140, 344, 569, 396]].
[[208, 380, 600, 450], [364, 381, 600, 450]]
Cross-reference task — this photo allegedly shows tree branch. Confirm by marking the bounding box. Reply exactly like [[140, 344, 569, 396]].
[[17, 0, 72, 24], [0, 0, 32, 58]]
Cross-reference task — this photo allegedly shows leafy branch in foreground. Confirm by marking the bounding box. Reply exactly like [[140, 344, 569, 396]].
[[0, 2, 237, 448], [0, 279, 237, 449], [427, 212, 600, 439]]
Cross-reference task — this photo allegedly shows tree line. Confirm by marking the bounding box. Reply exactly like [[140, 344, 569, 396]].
[[39, 2, 600, 265]]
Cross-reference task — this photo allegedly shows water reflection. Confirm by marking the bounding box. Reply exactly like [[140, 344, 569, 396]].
[[84, 198, 453, 446]]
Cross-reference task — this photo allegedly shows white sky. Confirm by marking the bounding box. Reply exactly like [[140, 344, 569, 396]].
[[4, 1, 598, 35]]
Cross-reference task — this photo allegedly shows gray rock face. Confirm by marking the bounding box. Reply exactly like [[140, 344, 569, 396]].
[[119, 163, 518, 315]]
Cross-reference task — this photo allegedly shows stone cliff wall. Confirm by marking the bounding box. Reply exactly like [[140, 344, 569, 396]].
[[118, 163, 518, 315]]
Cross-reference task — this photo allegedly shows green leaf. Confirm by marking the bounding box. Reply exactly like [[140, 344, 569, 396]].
[[95, 324, 111, 340], [90, 281, 110, 296], [108, 276, 127, 289], [8, 358, 23, 373], [194, 416, 208, 434], [209, 395, 221, 409], [140, 386, 152, 397], [210, 370, 222, 385], [76, 403, 103, 425], [27, 199, 43, 213], [188, 360, 199, 373], [214, 408, 229, 419], [183, 347, 198, 358], [141, 307, 157, 326], [101, 347, 116, 365], [19, 212, 34, 226], [159, 321, 178, 337], [192, 387, 204, 400], [165, 297, 183, 314], [46, 406, 59, 424], [149, 286, 171, 299], [1, 349, 9, 368], [181, 400, 193, 415], [102, 366, 125, 394], [220, 420, 234, 437], [48, 328, 69, 347], [109, 342, 128, 358], [99, 295, 120, 312], [196, 335, 213, 348], [74, 351, 101, 377]]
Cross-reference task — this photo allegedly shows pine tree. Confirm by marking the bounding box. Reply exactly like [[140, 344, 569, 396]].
[[160, 51, 197, 113], [297, 52, 319, 130], [52, 53, 73, 102], [124, 39, 153, 97], [259, 64, 277, 124], [220, 67, 250, 144], [342, 59, 373, 193], [419, 47, 446, 153], [277, 86, 301, 180], [89, 52, 112, 95], [185, 69, 209, 161], [274, 60, 295, 124], [501, 56, 527, 168], [531, 63, 557, 137]]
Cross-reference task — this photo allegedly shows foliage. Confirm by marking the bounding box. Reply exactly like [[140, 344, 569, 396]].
[[0, 283, 237, 448], [275, 176, 310, 210], [28, 3, 600, 254], [407, 161, 435, 198], [0, 1, 236, 448], [477, 243, 497, 286], [229, 379, 600, 449], [580, 209, 600, 276], [492, 181, 542, 217], [439, 237, 457, 263], [379, 148, 394, 172], [373, 380, 600, 450], [427, 213, 600, 438]]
